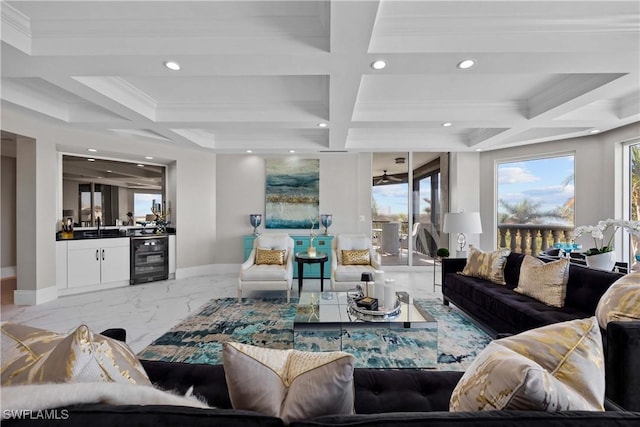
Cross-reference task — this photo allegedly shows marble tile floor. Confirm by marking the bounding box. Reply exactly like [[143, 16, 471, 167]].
[[1, 268, 444, 354]]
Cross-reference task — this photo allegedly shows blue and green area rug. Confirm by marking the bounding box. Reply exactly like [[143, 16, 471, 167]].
[[138, 298, 491, 371]]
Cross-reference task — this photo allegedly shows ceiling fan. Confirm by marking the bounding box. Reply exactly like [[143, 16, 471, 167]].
[[375, 170, 403, 185]]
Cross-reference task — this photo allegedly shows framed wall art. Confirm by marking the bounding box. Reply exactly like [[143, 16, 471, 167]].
[[265, 158, 319, 229]]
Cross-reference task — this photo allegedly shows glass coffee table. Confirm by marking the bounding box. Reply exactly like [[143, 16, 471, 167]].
[[293, 291, 438, 368]]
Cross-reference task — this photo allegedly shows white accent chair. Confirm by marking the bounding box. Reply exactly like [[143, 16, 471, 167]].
[[330, 233, 382, 291], [238, 234, 294, 302]]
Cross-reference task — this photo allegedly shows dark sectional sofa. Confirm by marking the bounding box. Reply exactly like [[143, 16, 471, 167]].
[[5, 322, 640, 426], [6, 344, 639, 427], [442, 253, 639, 412], [441, 253, 625, 337]]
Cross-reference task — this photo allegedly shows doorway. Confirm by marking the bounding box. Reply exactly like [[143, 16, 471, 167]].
[[372, 152, 447, 267]]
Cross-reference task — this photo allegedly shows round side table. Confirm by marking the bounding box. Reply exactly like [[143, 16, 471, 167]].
[[294, 251, 329, 294]]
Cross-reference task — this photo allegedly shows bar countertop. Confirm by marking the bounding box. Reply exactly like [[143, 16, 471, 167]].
[[56, 226, 176, 241]]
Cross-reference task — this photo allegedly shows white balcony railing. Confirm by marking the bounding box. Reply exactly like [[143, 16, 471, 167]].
[[497, 224, 574, 256]]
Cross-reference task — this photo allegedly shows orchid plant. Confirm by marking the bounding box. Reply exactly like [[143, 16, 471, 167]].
[[574, 219, 640, 256]]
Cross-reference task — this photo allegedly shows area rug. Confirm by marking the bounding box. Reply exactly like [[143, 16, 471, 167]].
[[138, 297, 491, 371]]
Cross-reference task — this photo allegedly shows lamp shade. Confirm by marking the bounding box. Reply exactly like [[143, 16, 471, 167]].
[[360, 272, 374, 282], [443, 212, 483, 234]]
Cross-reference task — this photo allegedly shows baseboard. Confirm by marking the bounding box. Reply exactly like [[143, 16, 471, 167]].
[[1, 266, 17, 279], [13, 286, 58, 306]]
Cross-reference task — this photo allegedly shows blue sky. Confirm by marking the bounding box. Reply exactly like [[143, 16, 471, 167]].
[[134, 193, 162, 218], [497, 155, 574, 216], [373, 181, 430, 216]]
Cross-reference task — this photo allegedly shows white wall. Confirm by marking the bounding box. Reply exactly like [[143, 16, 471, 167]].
[[215, 153, 372, 264], [448, 152, 481, 250], [478, 122, 640, 261]]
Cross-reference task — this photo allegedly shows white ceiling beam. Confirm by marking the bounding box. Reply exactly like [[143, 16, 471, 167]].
[[328, 0, 380, 150]]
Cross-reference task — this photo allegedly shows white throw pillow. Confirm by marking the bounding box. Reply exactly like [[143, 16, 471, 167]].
[[223, 342, 355, 424]]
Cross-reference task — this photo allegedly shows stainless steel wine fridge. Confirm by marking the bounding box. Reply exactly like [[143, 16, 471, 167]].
[[130, 235, 169, 284]]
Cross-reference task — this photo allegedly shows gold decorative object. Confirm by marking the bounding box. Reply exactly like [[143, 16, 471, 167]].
[[151, 200, 171, 234], [308, 216, 318, 256]]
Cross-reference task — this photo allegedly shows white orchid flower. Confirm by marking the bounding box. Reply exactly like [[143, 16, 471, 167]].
[[574, 218, 640, 255]]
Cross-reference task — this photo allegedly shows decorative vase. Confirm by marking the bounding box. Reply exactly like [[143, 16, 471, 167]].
[[249, 214, 262, 236], [585, 251, 616, 271], [320, 214, 333, 235]]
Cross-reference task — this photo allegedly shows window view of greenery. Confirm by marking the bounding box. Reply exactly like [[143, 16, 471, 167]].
[[497, 155, 575, 254]]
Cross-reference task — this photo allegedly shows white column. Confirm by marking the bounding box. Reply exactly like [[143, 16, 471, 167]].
[[15, 135, 58, 305]]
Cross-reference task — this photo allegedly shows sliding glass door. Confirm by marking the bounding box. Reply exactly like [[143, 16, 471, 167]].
[[372, 152, 445, 267]]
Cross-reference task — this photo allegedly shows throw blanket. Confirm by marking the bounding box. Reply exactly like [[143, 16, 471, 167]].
[[1, 382, 210, 413]]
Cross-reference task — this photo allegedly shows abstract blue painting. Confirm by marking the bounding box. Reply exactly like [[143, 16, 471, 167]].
[[265, 158, 319, 229]]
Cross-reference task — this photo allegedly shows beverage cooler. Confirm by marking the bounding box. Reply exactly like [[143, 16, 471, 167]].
[[130, 235, 169, 284]]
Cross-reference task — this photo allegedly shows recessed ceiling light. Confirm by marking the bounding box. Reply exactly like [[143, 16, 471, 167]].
[[88, 148, 97, 152], [145, 156, 154, 160], [475, 148, 482, 152], [371, 60, 387, 70], [318, 122, 328, 128], [457, 59, 476, 69], [163, 60, 181, 71], [106, 170, 112, 173], [137, 164, 144, 167], [442, 122, 453, 127], [589, 129, 601, 134], [246, 150, 253, 153], [97, 176, 103, 179], [87, 158, 95, 162], [289, 150, 295, 153]]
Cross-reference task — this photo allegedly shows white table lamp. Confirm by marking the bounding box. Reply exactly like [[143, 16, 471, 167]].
[[443, 212, 483, 256]]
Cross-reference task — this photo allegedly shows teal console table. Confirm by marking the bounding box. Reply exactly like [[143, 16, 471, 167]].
[[243, 235, 333, 279]]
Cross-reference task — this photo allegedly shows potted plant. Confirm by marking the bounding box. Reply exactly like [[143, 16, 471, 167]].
[[574, 219, 640, 270], [436, 248, 450, 259]]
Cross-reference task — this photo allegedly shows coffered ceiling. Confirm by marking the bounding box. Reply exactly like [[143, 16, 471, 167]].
[[1, 1, 638, 154]]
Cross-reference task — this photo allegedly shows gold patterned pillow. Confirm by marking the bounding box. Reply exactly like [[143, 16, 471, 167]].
[[514, 256, 570, 308], [223, 342, 355, 424], [341, 249, 371, 265], [450, 317, 605, 412], [1, 323, 151, 386], [596, 271, 640, 329], [460, 246, 510, 284], [256, 248, 286, 265], [1, 323, 65, 385]]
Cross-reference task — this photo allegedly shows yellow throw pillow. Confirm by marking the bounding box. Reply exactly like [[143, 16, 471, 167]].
[[341, 249, 370, 265], [596, 270, 640, 329], [223, 342, 355, 424], [515, 256, 569, 308], [1, 323, 151, 386], [460, 246, 510, 285], [450, 317, 605, 412], [256, 248, 286, 265]]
